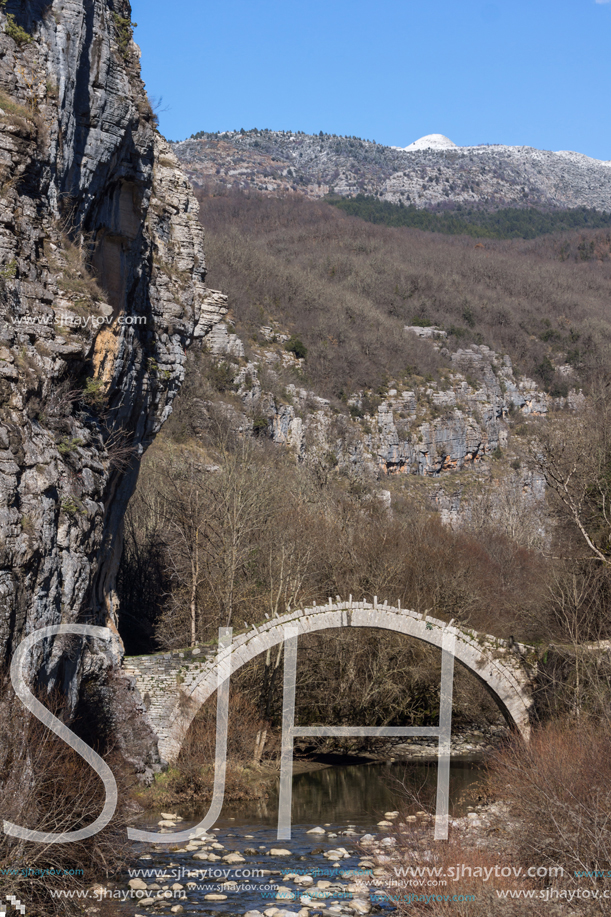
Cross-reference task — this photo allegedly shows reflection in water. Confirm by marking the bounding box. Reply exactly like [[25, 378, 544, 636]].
[[132, 762, 486, 916], [217, 760, 483, 829]]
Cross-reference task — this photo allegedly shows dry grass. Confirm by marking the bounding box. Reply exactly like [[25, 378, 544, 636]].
[[0, 681, 133, 916], [55, 237, 105, 302], [148, 689, 278, 808], [0, 89, 30, 120], [487, 720, 611, 883], [375, 721, 611, 916]]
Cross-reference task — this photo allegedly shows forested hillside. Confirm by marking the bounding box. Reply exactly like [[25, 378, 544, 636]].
[[328, 195, 611, 240], [196, 189, 611, 397]]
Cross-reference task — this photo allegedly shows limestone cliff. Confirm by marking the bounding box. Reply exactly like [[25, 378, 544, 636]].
[[0, 0, 223, 774], [190, 320, 584, 543]]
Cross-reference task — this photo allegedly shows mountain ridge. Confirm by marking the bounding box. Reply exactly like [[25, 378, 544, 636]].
[[173, 128, 611, 213]]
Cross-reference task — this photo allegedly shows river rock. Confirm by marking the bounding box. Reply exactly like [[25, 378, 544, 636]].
[[294, 876, 314, 886], [129, 879, 148, 891], [158, 820, 177, 828], [347, 883, 368, 895], [223, 853, 246, 864], [276, 887, 296, 900], [245, 912, 264, 917], [170, 908, 184, 915], [377, 821, 393, 827], [360, 835, 375, 845], [324, 848, 350, 859], [384, 811, 399, 818], [351, 901, 372, 915], [304, 890, 331, 901], [205, 894, 228, 901], [307, 827, 326, 835], [192, 853, 209, 860], [270, 849, 292, 856]]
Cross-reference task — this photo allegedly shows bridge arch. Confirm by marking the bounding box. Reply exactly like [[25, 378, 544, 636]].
[[138, 601, 534, 763]]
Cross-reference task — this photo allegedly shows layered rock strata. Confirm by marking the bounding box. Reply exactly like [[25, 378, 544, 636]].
[[0, 0, 223, 774]]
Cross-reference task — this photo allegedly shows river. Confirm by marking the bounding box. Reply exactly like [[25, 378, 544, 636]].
[[127, 760, 484, 915]]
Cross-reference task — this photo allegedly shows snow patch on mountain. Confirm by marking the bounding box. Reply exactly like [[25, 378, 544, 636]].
[[404, 133, 458, 152]]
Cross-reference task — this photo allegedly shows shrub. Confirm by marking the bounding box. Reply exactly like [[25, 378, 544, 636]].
[[113, 14, 136, 58], [252, 413, 269, 436], [285, 335, 307, 359], [4, 14, 32, 45], [487, 720, 611, 883], [81, 377, 107, 410], [0, 685, 131, 915], [410, 315, 432, 327], [208, 359, 238, 392]]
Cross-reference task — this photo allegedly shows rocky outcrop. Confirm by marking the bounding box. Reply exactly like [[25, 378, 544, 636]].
[[193, 323, 576, 543], [220, 333, 580, 481], [0, 0, 223, 774]]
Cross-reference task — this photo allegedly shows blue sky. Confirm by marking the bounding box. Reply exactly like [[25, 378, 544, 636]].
[[130, 0, 611, 159]]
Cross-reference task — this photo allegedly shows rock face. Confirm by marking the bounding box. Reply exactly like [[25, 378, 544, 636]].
[[0, 0, 224, 774], [208, 326, 580, 484]]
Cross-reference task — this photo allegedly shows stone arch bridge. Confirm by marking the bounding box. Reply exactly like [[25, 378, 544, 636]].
[[123, 599, 536, 763]]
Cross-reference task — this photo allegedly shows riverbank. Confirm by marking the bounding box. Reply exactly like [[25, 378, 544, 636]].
[[136, 722, 505, 812]]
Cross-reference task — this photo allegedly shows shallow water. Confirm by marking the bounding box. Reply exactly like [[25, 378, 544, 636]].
[[129, 760, 484, 915], [217, 759, 484, 828]]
